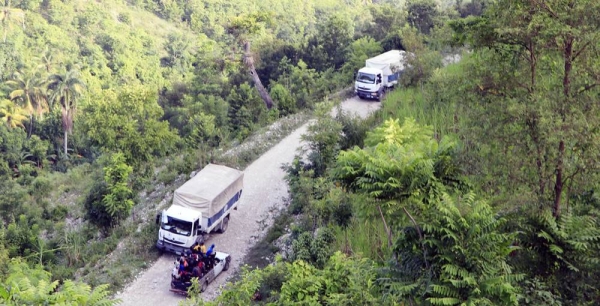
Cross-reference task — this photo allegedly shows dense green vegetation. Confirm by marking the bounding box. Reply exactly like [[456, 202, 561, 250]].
[[0, 0, 428, 302], [184, 0, 600, 305], [2, 0, 598, 304]]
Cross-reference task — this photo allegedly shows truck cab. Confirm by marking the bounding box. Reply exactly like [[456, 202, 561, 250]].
[[156, 206, 202, 255], [355, 67, 384, 100]]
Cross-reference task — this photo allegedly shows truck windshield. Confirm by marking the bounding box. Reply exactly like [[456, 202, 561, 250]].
[[161, 217, 193, 236], [356, 72, 376, 84]]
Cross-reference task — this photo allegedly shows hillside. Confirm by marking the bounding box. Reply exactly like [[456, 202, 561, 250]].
[[1, 0, 455, 303]]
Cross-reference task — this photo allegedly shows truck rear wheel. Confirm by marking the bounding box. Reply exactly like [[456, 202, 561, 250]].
[[218, 216, 229, 233], [223, 259, 230, 271], [201, 280, 208, 293]]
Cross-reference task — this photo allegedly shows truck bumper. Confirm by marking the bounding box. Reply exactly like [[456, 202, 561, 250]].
[[156, 240, 189, 256], [356, 90, 380, 100]]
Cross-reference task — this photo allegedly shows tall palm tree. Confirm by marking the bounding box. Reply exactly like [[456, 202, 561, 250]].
[[47, 65, 86, 157], [0, 98, 28, 129], [0, 0, 25, 43], [5, 70, 48, 137]]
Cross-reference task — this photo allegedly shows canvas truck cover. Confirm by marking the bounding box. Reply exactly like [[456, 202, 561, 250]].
[[172, 164, 244, 217], [365, 50, 406, 75]]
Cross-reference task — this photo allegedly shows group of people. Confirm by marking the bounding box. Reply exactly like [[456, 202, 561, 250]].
[[173, 242, 218, 282]]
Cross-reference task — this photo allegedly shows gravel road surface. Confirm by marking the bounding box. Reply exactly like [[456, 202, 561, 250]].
[[115, 96, 381, 305]]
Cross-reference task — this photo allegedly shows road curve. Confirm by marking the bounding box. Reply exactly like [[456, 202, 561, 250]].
[[115, 96, 381, 305]]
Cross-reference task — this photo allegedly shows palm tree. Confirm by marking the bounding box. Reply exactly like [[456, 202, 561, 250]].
[[0, 98, 28, 129], [47, 65, 86, 157], [35, 46, 55, 73], [5, 70, 48, 137], [0, 0, 25, 43]]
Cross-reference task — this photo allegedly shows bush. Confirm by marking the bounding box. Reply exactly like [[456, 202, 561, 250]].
[[30, 176, 52, 199], [117, 12, 131, 24], [291, 227, 334, 269]]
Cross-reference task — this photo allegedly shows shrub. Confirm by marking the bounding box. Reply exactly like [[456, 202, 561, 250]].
[[30, 176, 52, 200]]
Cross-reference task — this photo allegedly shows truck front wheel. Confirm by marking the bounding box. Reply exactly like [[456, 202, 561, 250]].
[[218, 216, 229, 233]]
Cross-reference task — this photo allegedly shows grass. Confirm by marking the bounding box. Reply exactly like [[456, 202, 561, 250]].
[[331, 219, 392, 263]]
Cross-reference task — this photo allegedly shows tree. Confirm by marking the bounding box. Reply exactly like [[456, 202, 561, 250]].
[[385, 192, 522, 305], [0, 0, 25, 43], [81, 85, 179, 167], [5, 70, 48, 137], [47, 65, 86, 157], [300, 102, 343, 177], [269, 83, 295, 117], [341, 36, 383, 82], [227, 82, 265, 139], [0, 99, 27, 129], [34, 47, 55, 74], [101, 152, 134, 226], [451, 0, 600, 217], [333, 118, 463, 246], [406, 0, 440, 35], [228, 12, 275, 109], [304, 14, 354, 70]]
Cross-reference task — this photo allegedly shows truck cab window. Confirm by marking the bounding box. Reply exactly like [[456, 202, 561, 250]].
[[161, 217, 193, 236], [356, 72, 376, 84]]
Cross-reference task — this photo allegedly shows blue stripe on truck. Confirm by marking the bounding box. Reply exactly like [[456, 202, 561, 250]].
[[207, 189, 242, 228]]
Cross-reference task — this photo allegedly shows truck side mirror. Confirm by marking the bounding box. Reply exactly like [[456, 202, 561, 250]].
[[155, 214, 160, 225]]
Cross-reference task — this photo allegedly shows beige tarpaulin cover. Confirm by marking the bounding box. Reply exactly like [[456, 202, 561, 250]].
[[173, 164, 244, 217]]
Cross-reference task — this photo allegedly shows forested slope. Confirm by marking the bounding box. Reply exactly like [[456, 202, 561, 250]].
[[0, 0, 461, 303], [181, 0, 600, 305]]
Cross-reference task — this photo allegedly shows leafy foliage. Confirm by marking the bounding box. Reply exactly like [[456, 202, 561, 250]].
[[514, 209, 600, 304], [334, 118, 462, 222], [386, 192, 522, 305], [81, 85, 179, 166], [0, 258, 119, 305]]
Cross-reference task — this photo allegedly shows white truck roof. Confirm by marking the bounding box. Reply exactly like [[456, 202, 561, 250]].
[[365, 50, 407, 73], [358, 67, 381, 75], [172, 164, 244, 217]]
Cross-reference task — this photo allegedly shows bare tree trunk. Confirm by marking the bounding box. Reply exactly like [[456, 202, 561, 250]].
[[64, 129, 68, 158], [27, 115, 33, 138], [378, 205, 393, 248], [243, 41, 274, 109]]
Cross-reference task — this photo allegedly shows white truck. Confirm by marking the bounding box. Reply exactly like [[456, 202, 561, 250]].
[[354, 50, 407, 101], [156, 163, 243, 255]]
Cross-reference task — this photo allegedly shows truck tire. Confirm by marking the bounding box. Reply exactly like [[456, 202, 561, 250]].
[[218, 216, 229, 233], [201, 280, 208, 293], [223, 259, 230, 271]]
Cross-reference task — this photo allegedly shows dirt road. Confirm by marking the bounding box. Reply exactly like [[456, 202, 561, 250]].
[[115, 96, 381, 305]]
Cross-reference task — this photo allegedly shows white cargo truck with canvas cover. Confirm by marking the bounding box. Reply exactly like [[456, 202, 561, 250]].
[[156, 164, 243, 255], [355, 50, 408, 101]]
